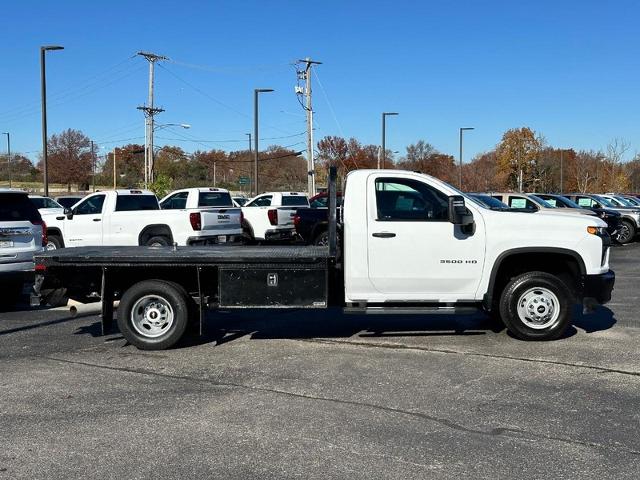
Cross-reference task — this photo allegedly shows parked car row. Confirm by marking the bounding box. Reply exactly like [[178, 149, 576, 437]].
[[469, 192, 640, 244]]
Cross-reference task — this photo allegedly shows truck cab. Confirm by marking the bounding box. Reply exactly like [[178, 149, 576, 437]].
[[343, 171, 612, 315]]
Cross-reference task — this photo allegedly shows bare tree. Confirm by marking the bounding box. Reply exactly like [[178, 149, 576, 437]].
[[606, 138, 630, 191]]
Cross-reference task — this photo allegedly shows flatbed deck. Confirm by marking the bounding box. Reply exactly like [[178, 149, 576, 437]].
[[35, 245, 332, 267]]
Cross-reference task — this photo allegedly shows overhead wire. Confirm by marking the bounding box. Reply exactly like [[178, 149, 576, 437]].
[[314, 69, 345, 138], [0, 56, 139, 122], [157, 63, 298, 136]]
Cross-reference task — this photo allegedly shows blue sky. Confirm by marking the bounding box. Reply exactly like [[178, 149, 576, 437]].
[[1, 0, 639, 163]]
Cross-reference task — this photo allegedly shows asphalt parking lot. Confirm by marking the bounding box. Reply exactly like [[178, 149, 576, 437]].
[[1, 244, 639, 479]]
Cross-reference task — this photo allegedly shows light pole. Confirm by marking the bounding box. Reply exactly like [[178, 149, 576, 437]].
[[254, 88, 274, 196], [381, 112, 398, 169], [41, 45, 64, 196], [246, 133, 252, 152], [459, 127, 474, 189], [2, 132, 10, 187]]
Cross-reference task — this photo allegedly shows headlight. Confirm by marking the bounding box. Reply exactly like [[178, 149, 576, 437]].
[[587, 226, 607, 236]]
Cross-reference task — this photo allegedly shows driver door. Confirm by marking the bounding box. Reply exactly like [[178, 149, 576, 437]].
[[64, 194, 105, 246], [366, 175, 485, 300]]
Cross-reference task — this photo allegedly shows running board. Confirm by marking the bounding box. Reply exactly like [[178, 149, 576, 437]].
[[343, 306, 481, 316]]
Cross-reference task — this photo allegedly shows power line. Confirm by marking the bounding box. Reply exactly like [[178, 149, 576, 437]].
[[155, 131, 306, 144], [314, 69, 345, 138], [0, 57, 140, 122], [167, 58, 290, 74], [158, 63, 296, 136]]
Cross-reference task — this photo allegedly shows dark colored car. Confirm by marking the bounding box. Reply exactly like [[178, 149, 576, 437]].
[[293, 192, 342, 245], [536, 194, 622, 240], [565, 193, 640, 244], [55, 195, 84, 209]]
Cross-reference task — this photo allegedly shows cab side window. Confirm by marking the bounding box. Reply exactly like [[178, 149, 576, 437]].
[[161, 192, 188, 210], [248, 196, 272, 207], [375, 178, 448, 221], [75, 195, 105, 215]]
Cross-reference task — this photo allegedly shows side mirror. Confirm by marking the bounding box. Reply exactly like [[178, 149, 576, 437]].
[[448, 195, 473, 226], [64, 208, 74, 219]]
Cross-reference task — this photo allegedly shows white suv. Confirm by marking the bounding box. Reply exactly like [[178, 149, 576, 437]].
[[0, 190, 46, 307]]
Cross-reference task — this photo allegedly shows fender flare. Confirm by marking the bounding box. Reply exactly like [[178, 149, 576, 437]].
[[484, 247, 587, 307]]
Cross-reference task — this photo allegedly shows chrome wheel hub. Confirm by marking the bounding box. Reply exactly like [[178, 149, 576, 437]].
[[131, 295, 174, 338], [516, 287, 560, 329]]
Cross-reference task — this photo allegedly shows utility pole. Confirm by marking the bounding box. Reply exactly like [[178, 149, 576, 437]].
[[90, 141, 95, 192], [113, 148, 117, 190], [2, 132, 10, 187], [296, 58, 322, 196], [136, 51, 166, 187], [246, 133, 252, 152], [560, 149, 564, 194]]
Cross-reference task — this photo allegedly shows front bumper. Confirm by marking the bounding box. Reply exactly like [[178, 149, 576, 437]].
[[582, 269, 615, 305]]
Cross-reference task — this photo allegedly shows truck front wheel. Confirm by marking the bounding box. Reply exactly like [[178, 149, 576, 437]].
[[499, 271, 572, 341], [118, 280, 189, 350], [617, 219, 636, 244]]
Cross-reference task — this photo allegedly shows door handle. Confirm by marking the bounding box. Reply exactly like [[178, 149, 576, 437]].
[[93, 218, 101, 222], [372, 232, 396, 238]]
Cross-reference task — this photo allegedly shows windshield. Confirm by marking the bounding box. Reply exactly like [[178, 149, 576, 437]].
[[594, 195, 617, 208], [469, 194, 508, 209], [613, 195, 636, 207], [30, 197, 62, 209], [539, 194, 582, 209], [527, 194, 556, 208]]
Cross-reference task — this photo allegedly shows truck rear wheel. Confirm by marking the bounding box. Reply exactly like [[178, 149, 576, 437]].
[[118, 280, 189, 350], [498, 271, 572, 341], [145, 236, 170, 247]]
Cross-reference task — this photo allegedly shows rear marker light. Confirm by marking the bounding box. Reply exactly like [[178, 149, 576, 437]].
[[190, 212, 202, 231], [268, 209, 278, 226]]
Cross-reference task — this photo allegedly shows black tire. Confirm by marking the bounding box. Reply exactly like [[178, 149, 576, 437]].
[[313, 230, 329, 246], [145, 236, 170, 247], [617, 219, 636, 244], [156, 279, 199, 324], [42, 287, 69, 307], [47, 234, 64, 250], [117, 280, 189, 350], [498, 271, 573, 341]]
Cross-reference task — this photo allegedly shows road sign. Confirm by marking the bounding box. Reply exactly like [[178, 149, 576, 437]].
[[238, 176, 250, 185]]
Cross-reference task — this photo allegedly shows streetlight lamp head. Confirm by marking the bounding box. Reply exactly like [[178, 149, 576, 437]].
[[42, 45, 64, 51], [180, 124, 191, 129]]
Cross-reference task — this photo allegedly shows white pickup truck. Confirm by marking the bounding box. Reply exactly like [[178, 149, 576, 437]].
[[241, 191, 309, 242], [42, 188, 242, 249], [35, 168, 614, 349], [159, 187, 242, 245]]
